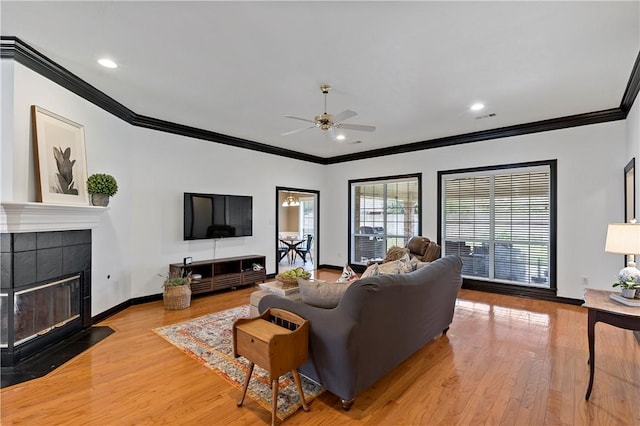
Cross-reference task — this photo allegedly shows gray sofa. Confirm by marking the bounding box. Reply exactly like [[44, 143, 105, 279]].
[[258, 255, 463, 409]]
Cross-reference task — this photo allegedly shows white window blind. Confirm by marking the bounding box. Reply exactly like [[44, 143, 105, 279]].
[[443, 165, 551, 287]]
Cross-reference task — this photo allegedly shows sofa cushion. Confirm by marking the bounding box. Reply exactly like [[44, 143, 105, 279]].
[[297, 278, 352, 308]]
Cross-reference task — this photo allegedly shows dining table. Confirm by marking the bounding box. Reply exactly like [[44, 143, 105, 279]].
[[279, 237, 304, 264]]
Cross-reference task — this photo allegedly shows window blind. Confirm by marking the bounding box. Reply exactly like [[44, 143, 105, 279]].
[[443, 166, 551, 287]]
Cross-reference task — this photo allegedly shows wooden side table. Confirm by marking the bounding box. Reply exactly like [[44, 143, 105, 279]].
[[582, 288, 640, 400], [233, 308, 310, 425]]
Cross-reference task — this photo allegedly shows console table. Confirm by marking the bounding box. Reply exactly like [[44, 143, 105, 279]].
[[169, 255, 266, 295], [233, 308, 309, 425], [582, 288, 640, 400]]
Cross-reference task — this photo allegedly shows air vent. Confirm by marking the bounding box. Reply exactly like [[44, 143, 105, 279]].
[[475, 113, 496, 120]]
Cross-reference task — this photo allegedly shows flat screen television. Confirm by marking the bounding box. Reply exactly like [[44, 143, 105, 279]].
[[184, 193, 253, 240]]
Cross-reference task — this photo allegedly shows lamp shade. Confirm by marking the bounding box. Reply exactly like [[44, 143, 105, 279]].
[[605, 223, 640, 255]]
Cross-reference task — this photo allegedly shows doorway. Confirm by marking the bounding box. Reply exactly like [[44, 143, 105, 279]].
[[276, 187, 319, 274]]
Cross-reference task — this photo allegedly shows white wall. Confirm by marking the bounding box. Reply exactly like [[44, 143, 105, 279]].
[[1, 60, 325, 314], [2, 57, 635, 310], [324, 121, 627, 299]]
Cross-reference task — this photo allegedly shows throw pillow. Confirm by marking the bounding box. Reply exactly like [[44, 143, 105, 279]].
[[297, 278, 352, 308], [360, 263, 380, 278], [383, 246, 410, 263], [377, 253, 413, 275], [337, 264, 359, 282]]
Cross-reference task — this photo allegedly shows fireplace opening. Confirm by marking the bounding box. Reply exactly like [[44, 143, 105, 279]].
[[13, 275, 81, 346]]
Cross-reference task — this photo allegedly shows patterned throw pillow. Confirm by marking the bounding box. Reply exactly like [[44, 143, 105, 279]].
[[297, 278, 352, 308], [361, 263, 380, 278], [377, 253, 413, 275], [337, 264, 359, 282]]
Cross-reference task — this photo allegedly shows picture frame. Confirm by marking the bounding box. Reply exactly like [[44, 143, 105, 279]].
[[31, 106, 89, 205], [624, 157, 635, 267], [624, 157, 635, 223]]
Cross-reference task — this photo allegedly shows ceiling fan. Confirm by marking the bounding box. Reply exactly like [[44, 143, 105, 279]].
[[281, 85, 376, 138]]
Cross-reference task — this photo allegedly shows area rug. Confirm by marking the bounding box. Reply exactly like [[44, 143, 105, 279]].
[[153, 305, 323, 420]]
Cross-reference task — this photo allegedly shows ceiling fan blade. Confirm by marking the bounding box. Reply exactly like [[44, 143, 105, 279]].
[[336, 123, 376, 132], [332, 109, 358, 123], [281, 126, 315, 136], [284, 115, 316, 124]]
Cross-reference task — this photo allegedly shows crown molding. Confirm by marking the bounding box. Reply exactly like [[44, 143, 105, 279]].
[[621, 50, 640, 115], [325, 108, 626, 164], [2, 36, 638, 165], [1, 36, 327, 165]]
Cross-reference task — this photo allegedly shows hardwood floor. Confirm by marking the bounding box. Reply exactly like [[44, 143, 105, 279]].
[[2, 269, 639, 425]]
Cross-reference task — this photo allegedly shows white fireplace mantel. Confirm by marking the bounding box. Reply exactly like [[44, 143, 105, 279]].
[[0, 202, 108, 233]]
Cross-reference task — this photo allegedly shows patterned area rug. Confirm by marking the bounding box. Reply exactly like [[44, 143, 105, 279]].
[[153, 305, 323, 420]]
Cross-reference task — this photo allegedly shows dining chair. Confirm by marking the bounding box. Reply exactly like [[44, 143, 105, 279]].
[[295, 234, 313, 264], [278, 240, 290, 264]]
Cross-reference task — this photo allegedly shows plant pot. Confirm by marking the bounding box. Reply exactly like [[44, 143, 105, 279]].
[[91, 194, 110, 207], [163, 285, 192, 310], [621, 288, 636, 299]]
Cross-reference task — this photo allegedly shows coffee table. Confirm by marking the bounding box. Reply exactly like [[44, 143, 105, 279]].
[[249, 281, 302, 317]]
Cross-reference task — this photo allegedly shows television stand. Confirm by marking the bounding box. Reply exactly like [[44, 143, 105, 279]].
[[169, 255, 266, 295]]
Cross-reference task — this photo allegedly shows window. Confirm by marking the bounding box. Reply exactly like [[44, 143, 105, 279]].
[[349, 174, 421, 266], [439, 161, 555, 291]]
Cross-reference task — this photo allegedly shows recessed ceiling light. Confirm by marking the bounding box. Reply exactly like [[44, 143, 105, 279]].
[[336, 134, 346, 141], [98, 58, 118, 69], [470, 102, 485, 111]]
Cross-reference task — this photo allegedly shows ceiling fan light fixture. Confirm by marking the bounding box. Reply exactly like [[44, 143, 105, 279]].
[[336, 134, 346, 141], [470, 102, 485, 111]]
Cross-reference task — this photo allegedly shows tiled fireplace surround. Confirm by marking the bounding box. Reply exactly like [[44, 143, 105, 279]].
[[1, 230, 92, 366], [0, 202, 105, 367]]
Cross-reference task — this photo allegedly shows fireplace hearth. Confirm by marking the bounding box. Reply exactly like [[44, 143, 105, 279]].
[[1, 230, 92, 366]]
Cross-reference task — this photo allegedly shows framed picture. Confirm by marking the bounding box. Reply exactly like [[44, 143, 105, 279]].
[[624, 157, 635, 223], [31, 106, 89, 205], [624, 158, 636, 267]]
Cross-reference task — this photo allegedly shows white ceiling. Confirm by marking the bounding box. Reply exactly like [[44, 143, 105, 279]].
[[2, 1, 639, 158]]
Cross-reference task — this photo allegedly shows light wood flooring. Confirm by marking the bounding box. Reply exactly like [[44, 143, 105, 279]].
[[2, 269, 639, 425]]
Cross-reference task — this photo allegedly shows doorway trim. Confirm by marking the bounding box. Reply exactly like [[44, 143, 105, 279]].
[[275, 186, 320, 273]]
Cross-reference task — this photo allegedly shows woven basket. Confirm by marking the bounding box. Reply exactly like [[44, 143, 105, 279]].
[[163, 285, 192, 310], [276, 271, 311, 288]]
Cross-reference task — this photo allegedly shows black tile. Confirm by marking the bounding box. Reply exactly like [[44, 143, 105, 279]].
[[36, 248, 63, 283], [62, 230, 91, 246], [0, 234, 11, 253], [82, 270, 91, 298], [0, 326, 114, 388], [36, 231, 63, 249], [0, 252, 12, 288], [13, 233, 36, 252], [62, 244, 91, 275], [13, 251, 36, 287]]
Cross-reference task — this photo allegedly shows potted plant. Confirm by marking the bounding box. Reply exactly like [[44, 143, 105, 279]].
[[162, 270, 192, 310], [612, 279, 638, 299], [87, 173, 118, 206]]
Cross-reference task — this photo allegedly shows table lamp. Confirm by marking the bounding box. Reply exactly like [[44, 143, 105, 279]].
[[605, 222, 640, 287]]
